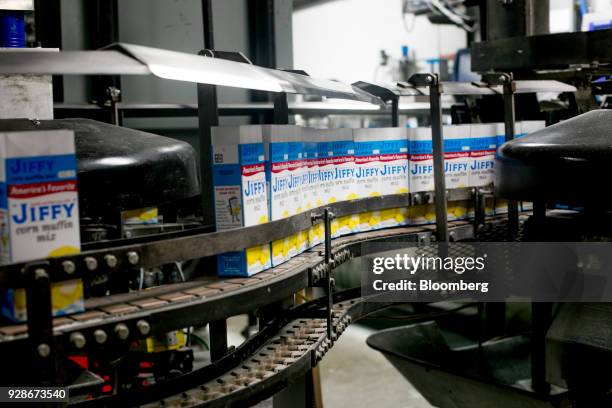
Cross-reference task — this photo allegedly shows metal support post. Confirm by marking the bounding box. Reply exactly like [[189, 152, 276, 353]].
[[323, 208, 334, 340], [310, 208, 335, 339], [25, 265, 56, 385], [482, 72, 519, 239], [409, 74, 449, 242], [531, 199, 550, 395], [391, 95, 400, 127], [208, 319, 228, 362], [107, 86, 121, 126], [473, 188, 485, 238], [273, 92, 289, 125], [531, 302, 551, 395], [429, 78, 448, 242], [197, 0, 219, 226]]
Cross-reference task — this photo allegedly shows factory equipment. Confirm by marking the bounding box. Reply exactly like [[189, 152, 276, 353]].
[[0, 1, 611, 407]]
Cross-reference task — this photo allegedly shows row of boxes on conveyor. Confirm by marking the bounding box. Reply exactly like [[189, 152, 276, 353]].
[[211, 121, 545, 277]]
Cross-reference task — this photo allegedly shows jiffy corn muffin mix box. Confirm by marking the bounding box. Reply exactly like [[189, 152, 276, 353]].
[[263, 125, 302, 266], [469, 123, 498, 187], [407, 127, 435, 225], [316, 129, 356, 238], [302, 128, 323, 247], [212, 126, 271, 276], [291, 132, 309, 254], [329, 128, 358, 237], [317, 130, 335, 205], [443, 124, 471, 189], [0, 130, 83, 322], [408, 127, 434, 193], [378, 128, 409, 228], [354, 128, 409, 231]]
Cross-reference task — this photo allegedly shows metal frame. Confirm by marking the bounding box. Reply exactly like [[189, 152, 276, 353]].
[[408, 73, 449, 243], [472, 28, 612, 72], [482, 73, 519, 239], [0, 7, 579, 399], [351, 81, 402, 126]]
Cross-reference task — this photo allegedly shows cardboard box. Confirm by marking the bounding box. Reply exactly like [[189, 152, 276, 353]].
[[354, 127, 409, 231], [408, 127, 434, 193], [469, 123, 498, 187], [212, 125, 271, 276], [262, 125, 302, 266], [302, 128, 323, 247], [319, 128, 357, 238], [0, 129, 83, 321], [443, 124, 471, 189]]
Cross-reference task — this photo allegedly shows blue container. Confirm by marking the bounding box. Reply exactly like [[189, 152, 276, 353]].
[[0, 10, 25, 48]]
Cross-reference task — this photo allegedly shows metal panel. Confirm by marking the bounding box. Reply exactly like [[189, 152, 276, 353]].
[[0, 50, 150, 75], [472, 29, 612, 72], [0, 43, 383, 104], [116, 43, 383, 103], [514, 80, 577, 94], [441, 81, 497, 96]]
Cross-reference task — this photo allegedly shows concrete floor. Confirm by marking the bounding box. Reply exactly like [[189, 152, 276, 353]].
[[226, 315, 432, 408], [319, 324, 432, 408]]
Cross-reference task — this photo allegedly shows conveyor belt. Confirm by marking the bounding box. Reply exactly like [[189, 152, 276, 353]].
[[0, 204, 514, 406], [73, 289, 395, 408], [0, 221, 474, 348]]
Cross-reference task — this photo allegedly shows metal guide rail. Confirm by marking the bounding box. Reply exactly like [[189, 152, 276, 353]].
[[0, 188, 493, 393], [0, 215, 516, 406], [70, 289, 395, 408], [0, 218, 479, 348], [0, 214, 491, 406], [0, 190, 474, 288]]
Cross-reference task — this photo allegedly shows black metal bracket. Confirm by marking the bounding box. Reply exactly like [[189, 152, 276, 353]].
[[351, 81, 400, 126], [482, 73, 519, 240], [102, 86, 122, 126], [472, 187, 493, 238], [273, 92, 289, 125], [311, 208, 335, 339], [200, 49, 252, 64], [390, 96, 400, 127], [209, 319, 228, 363], [25, 263, 56, 385], [409, 73, 449, 243]]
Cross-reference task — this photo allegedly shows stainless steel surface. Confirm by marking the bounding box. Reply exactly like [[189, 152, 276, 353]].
[[513, 80, 576, 94], [400, 80, 575, 96], [55, 101, 445, 117], [441, 80, 575, 96], [0, 43, 384, 105], [0, 50, 150, 75], [440, 81, 497, 96], [115, 43, 383, 104]]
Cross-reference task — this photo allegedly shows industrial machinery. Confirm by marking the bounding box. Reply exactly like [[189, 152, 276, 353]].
[[1, 1, 612, 407]]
